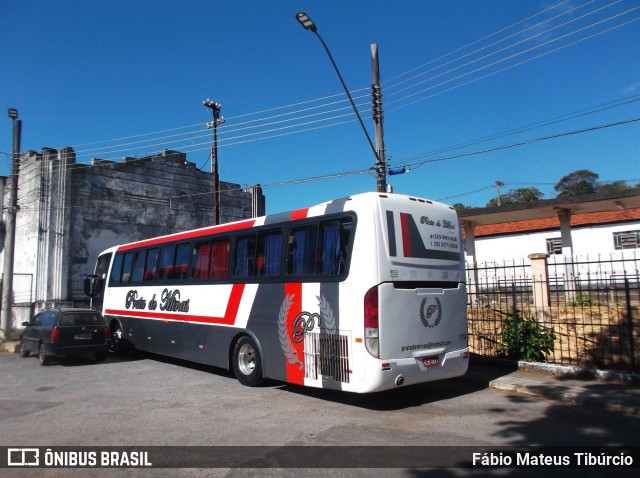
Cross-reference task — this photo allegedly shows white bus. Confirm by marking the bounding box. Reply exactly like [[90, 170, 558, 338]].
[[87, 192, 468, 393]]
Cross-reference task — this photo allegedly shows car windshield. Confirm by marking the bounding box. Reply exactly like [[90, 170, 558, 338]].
[[58, 313, 104, 327]]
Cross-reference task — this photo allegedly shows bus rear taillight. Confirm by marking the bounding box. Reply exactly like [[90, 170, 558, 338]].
[[364, 286, 380, 358]]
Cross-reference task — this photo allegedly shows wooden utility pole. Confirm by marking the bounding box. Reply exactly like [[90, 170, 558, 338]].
[[204, 100, 224, 225]]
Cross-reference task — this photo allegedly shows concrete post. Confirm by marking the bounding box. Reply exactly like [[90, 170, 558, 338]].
[[555, 207, 576, 303], [528, 253, 550, 320], [462, 221, 478, 304]]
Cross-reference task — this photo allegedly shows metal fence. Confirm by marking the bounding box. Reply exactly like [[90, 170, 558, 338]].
[[466, 252, 639, 372]]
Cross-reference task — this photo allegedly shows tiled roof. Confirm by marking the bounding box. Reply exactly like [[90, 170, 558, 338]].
[[472, 208, 640, 237]]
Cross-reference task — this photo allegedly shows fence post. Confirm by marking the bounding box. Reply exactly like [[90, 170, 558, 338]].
[[528, 253, 550, 321], [512, 282, 519, 360], [624, 278, 636, 371]]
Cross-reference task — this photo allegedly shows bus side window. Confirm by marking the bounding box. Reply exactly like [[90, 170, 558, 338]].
[[210, 238, 230, 279], [287, 225, 317, 275], [175, 243, 191, 280], [257, 230, 282, 277], [121, 252, 134, 283], [144, 248, 158, 282], [338, 219, 353, 274], [233, 235, 257, 278], [319, 221, 340, 275], [318, 218, 353, 275], [131, 250, 147, 283], [192, 241, 211, 279], [158, 246, 176, 281], [110, 254, 124, 284]]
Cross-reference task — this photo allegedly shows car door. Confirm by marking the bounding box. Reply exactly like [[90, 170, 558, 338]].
[[22, 312, 46, 353]]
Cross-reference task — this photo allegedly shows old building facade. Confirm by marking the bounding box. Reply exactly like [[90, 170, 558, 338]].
[[1, 147, 265, 328]]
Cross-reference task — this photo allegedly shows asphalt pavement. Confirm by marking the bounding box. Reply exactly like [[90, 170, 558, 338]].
[[2, 339, 638, 416]]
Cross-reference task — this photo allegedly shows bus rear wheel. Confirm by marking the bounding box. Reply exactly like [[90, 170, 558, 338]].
[[232, 336, 264, 387]]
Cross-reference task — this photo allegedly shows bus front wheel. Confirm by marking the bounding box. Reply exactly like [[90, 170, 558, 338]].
[[232, 336, 264, 387]]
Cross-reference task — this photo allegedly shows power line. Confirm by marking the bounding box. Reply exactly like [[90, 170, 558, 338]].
[[404, 116, 640, 171], [56, 1, 627, 163], [18, 113, 639, 213], [386, 8, 640, 111], [17, 1, 638, 183]]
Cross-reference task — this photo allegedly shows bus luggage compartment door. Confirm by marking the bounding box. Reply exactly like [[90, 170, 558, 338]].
[[377, 282, 467, 360]]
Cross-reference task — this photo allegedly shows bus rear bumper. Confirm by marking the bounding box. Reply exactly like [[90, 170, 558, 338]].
[[359, 347, 469, 393]]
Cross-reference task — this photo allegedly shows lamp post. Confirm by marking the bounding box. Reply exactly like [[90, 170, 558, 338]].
[[1, 108, 21, 340], [296, 12, 386, 192]]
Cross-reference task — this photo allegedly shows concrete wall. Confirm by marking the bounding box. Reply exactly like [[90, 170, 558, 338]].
[[1, 147, 265, 328]]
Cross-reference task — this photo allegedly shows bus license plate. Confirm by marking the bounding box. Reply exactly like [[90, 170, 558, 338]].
[[422, 356, 439, 367], [75, 333, 92, 340]]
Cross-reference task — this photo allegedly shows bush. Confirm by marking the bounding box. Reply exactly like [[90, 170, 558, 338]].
[[569, 294, 603, 307], [499, 312, 555, 362]]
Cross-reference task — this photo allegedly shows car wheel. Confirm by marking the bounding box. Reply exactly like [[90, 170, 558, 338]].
[[19, 338, 30, 358], [38, 343, 50, 366], [232, 336, 264, 387], [95, 352, 107, 362]]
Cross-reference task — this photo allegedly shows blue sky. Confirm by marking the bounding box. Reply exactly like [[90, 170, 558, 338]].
[[2, 0, 639, 214]]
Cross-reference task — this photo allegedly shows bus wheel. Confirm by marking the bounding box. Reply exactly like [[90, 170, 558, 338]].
[[111, 323, 128, 354], [232, 336, 264, 387]]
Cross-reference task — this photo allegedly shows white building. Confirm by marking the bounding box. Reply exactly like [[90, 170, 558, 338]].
[[459, 189, 640, 281]]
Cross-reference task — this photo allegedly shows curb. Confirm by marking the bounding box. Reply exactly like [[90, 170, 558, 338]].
[[470, 354, 640, 384], [465, 357, 640, 417], [487, 377, 639, 417]]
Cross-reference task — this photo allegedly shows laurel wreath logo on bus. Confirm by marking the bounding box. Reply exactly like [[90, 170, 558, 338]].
[[420, 297, 442, 328], [278, 294, 337, 369]]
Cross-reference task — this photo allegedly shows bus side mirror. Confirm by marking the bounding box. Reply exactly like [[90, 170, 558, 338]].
[[84, 275, 102, 298]]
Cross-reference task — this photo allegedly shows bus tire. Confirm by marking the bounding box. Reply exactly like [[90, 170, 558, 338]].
[[232, 336, 264, 387], [111, 322, 129, 355]]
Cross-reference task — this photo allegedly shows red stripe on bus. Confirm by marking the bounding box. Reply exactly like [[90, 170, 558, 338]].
[[118, 220, 256, 251], [284, 282, 305, 386], [105, 283, 245, 325], [400, 213, 412, 257], [290, 208, 309, 220]]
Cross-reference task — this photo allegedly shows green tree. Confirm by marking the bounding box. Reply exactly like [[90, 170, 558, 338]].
[[554, 169, 599, 197], [486, 187, 544, 207], [452, 202, 472, 211], [597, 180, 629, 193]]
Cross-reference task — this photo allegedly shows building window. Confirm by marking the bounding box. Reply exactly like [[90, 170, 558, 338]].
[[613, 230, 640, 250], [546, 237, 562, 255]]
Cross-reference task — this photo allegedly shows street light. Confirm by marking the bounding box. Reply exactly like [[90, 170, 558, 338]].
[[295, 12, 385, 191]]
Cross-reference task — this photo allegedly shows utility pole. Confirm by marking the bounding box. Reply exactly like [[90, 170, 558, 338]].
[[495, 180, 504, 206], [203, 99, 225, 225], [371, 43, 387, 193], [1, 108, 21, 340]]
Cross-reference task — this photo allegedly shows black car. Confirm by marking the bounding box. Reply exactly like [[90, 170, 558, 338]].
[[20, 308, 111, 365]]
